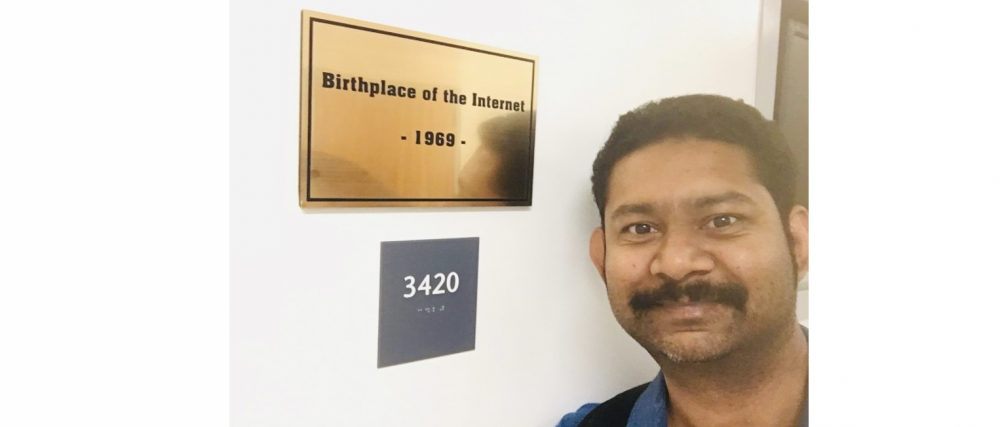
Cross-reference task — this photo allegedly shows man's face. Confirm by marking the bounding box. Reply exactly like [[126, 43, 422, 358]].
[[589, 139, 808, 363]]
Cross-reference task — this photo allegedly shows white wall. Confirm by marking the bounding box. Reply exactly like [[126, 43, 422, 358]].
[[231, 1, 763, 426]]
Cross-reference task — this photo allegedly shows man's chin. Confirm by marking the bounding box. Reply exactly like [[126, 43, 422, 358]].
[[618, 306, 741, 362], [651, 330, 738, 364]]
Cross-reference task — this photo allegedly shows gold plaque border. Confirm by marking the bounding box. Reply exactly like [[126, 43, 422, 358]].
[[299, 10, 540, 208]]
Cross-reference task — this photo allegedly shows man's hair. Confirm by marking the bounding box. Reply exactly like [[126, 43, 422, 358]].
[[479, 113, 531, 199], [591, 94, 797, 225]]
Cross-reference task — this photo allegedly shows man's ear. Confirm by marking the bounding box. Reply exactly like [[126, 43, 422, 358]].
[[589, 227, 607, 283], [788, 206, 809, 281]]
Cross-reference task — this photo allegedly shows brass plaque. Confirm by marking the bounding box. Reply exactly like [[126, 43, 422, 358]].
[[299, 10, 538, 207]]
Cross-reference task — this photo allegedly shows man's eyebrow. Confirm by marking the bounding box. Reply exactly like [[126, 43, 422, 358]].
[[608, 203, 655, 220], [690, 191, 756, 210]]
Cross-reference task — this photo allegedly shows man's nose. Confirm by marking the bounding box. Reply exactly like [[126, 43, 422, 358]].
[[649, 231, 715, 282]]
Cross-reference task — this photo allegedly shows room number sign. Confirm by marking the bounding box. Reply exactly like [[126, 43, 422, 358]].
[[377, 237, 479, 368]]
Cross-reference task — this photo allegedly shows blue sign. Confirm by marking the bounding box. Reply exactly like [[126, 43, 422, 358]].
[[377, 237, 479, 368]]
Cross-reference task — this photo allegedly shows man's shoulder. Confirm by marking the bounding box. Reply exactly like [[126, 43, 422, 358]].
[[556, 403, 598, 427], [556, 382, 651, 427]]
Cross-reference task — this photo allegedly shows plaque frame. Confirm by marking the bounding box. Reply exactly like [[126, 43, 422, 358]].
[[299, 10, 539, 208]]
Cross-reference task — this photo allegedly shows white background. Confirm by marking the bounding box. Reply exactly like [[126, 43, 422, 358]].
[[2, 0, 999, 426], [232, 1, 764, 426]]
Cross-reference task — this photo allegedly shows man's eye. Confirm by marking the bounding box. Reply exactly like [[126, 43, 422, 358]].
[[708, 215, 738, 229], [627, 224, 655, 234]]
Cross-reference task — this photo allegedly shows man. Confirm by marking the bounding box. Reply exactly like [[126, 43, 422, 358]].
[[559, 94, 808, 427]]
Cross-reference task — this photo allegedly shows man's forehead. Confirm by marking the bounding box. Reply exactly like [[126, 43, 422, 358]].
[[604, 139, 769, 216]]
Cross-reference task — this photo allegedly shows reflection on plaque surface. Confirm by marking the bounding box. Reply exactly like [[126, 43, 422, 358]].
[[299, 10, 538, 207]]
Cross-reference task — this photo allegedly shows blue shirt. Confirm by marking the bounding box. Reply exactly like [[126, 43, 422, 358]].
[[557, 328, 809, 427], [557, 371, 808, 427], [555, 372, 669, 427]]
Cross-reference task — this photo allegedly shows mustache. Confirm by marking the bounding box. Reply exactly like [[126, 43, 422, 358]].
[[629, 279, 749, 314]]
